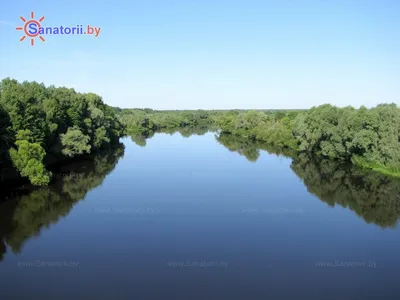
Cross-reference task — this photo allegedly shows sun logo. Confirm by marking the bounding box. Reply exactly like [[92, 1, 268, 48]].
[[16, 12, 45, 46]]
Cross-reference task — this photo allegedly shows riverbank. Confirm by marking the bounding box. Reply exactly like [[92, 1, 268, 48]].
[[214, 105, 400, 178]]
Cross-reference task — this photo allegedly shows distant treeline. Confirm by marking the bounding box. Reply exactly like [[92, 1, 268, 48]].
[[119, 104, 400, 177], [118, 108, 220, 135], [118, 108, 301, 135], [0, 78, 124, 186]]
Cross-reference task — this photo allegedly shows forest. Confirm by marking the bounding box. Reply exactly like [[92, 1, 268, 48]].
[[1, 78, 400, 186], [0, 78, 124, 186], [215, 105, 400, 177], [119, 104, 400, 177], [118, 108, 220, 136]]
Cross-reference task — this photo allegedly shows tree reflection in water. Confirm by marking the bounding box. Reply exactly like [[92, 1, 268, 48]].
[[0, 144, 124, 260], [216, 133, 400, 229], [2, 130, 400, 263]]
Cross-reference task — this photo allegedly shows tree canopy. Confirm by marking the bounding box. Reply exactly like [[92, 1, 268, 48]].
[[215, 105, 400, 177], [0, 78, 124, 185]]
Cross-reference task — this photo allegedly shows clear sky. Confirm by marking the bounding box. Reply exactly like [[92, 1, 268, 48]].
[[0, 0, 399, 109]]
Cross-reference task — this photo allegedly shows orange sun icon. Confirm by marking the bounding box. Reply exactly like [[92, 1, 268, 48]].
[[16, 12, 45, 46]]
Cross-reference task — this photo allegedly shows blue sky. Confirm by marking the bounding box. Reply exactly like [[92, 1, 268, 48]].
[[0, 0, 399, 109]]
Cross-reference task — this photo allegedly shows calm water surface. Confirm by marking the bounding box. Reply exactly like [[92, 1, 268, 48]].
[[1, 131, 400, 300]]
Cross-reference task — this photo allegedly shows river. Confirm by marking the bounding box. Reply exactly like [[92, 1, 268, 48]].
[[1, 130, 400, 299]]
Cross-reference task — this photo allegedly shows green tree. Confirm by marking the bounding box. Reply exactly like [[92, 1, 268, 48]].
[[61, 127, 91, 157], [9, 138, 50, 186]]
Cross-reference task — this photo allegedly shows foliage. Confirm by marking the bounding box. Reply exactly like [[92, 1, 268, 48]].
[[0, 78, 124, 185], [9, 136, 50, 186], [61, 127, 91, 157], [292, 104, 400, 175], [215, 104, 400, 176], [0, 104, 11, 165], [119, 108, 221, 136]]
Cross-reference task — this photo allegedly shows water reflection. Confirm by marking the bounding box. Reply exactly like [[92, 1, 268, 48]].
[[130, 130, 400, 229], [215, 132, 297, 161], [2, 128, 400, 264], [0, 145, 124, 261], [215, 133, 261, 161], [215, 133, 400, 229], [128, 130, 400, 229], [130, 125, 217, 147], [291, 155, 400, 229]]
